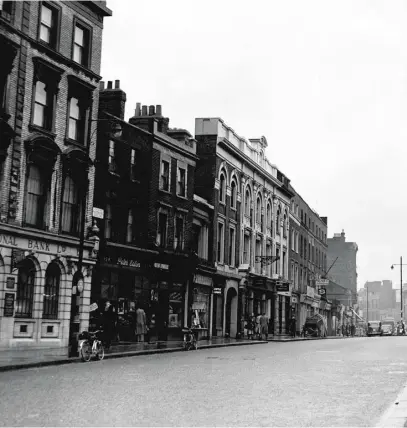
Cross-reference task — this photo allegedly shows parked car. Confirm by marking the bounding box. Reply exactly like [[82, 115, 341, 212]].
[[381, 320, 395, 336], [367, 321, 382, 337]]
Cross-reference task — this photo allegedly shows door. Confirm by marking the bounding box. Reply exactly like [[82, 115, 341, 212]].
[[156, 289, 169, 341], [212, 294, 223, 337], [225, 287, 238, 337]]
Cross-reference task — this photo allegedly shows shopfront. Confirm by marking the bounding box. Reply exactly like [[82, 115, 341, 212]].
[[190, 274, 213, 340], [212, 284, 224, 337]]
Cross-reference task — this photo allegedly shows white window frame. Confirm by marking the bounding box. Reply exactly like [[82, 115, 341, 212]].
[[174, 213, 185, 251], [219, 172, 226, 204], [160, 156, 171, 192], [157, 208, 169, 247], [176, 162, 187, 198]]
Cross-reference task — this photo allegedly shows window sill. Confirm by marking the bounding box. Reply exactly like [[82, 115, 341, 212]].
[[230, 206, 237, 212], [28, 124, 56, 140], [176, 194, 187, 200], [159, 188, 171, 195]]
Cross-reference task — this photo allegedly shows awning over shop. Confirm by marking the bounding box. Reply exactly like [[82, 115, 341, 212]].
[[350, 308, 364, 322]]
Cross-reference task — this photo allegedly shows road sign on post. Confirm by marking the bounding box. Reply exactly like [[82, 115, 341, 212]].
[[318, 287, 326, 296], [316, 279, 329, 287]]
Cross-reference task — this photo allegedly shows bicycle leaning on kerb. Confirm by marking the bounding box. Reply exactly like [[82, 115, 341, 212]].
[[78, 330, 105, 362]]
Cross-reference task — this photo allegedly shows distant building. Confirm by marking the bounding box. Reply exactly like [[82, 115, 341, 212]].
[[358, 280, 397, 321], [327, 230, 358, 302]]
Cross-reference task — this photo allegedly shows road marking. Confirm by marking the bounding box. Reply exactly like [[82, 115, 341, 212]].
[[388, 371, 407, 374]]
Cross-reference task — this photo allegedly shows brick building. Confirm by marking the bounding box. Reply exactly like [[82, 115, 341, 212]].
[[194, 118, 293, 338], [90, 82, 199, 342], [289, 190, 330, 332], [327, 230, 358, 303], [0, 1, 111, 354]]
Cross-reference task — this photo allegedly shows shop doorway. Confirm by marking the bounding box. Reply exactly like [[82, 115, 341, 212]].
[[212, 293, 223, 337], [225, 287, 238, 338], [69, 274, 83, 357], [285, 297, 290, 334], [278, 295, 283, 334]]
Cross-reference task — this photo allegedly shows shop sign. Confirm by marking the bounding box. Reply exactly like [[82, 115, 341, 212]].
[[307, 286, 315, 299], [291, 296, 298, 304], [6, 277, 15, 289], [4, 293, 14, 317], [276, 282, 289, 292], [0, 234, 17, 246], [194, 274, 212, 287], [154, 263, 169, 270], [192, 302, 206, 311], [213, 287, 222, 295], [117, 257, 140, 268], [92, 207, 104, 219]]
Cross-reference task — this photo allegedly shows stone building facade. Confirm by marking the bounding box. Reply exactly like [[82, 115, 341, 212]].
[[194, 118, 293, 338], [0, 1, 111, 354]]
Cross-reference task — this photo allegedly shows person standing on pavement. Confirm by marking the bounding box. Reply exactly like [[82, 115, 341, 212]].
[[135, 305, 147, 342], [290, 315, 296, 338], [102, 301, 116, 350], [256, 313, 262, 340], [260, 312, 269, 340]]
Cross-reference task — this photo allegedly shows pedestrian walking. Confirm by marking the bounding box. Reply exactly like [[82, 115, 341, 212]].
[[256, 313, 262, 340], [260, 312, 269, 340], [246, 314, 254, 340], [102, 301, 116, 349], [135, 305, 147, 342]]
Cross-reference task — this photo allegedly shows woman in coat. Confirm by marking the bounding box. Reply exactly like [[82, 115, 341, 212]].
[[135, 306, 147, 342]]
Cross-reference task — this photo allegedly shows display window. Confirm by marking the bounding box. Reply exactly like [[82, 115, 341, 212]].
[[168, 289, 183, 328], [191, 286, 210, 329]]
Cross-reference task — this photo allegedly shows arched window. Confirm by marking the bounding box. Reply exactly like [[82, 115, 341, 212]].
[[266, 202, 272, 229], [16, 259, 36, 318], [219, 172, 226, 203], [245, 188, 251, 217], [25, 164, 48, 228], [43, 263, 60, 319], [283, 213, 287, 237], [276, 208, 281, 235], [61, 176, 81, 235], [256, 197, 261, 222], [230, 179, 237, 209]]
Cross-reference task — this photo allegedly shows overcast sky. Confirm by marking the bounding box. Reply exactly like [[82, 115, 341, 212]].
[[101, 0, 407, 290]]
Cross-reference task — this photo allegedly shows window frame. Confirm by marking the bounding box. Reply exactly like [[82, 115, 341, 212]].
[[15, 260, 36, 319], [108, 139, 118, 173], [230, 178, 237, 209], [126, 208, 134, 243], [71, 17, 92, 68], [157, 209, 168, 248], [174, 214, 185, 251], [160, 159, 170, 192], [176, 164, 187, 198], [32, 80, 54, 131], [219, 171, 226, 204], [60, 175, 81, 236], [38, 2, 61, 50], [228, 226, 236, 267], [24, 163, 49, 229], [42, 263, 60, 320]]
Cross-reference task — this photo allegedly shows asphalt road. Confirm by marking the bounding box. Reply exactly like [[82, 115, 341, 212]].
[[1, 337, 407, 427]]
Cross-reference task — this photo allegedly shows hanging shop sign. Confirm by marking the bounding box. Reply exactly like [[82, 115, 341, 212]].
[[89, 303, 98, 312], [291, 296, 298, 304], [213, 287, 222, 295], [154, 263, 169, 270], [4, 293, 14, 317], [307, 286, 315, 299]]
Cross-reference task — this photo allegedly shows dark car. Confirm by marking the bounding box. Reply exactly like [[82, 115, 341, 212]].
[[367, 321, 382, 337]]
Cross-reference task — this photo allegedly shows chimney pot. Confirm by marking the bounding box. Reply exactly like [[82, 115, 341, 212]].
[[99, 81, 105, 90], [141, 105, 148, 116], [149, 105, 155, 116], [107, 81, 113, 89], [135, 102, 141, 116], [156, 105, 162, 116], [115, 80, 120, 89]]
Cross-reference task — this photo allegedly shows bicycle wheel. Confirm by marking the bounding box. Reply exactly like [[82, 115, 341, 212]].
[[79, 340, 91, 362], [192, 338, 198, 350], [96, 341, 104, 361]]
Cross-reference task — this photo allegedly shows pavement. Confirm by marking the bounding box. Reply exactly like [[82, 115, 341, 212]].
[[2, 336, 407, 426]]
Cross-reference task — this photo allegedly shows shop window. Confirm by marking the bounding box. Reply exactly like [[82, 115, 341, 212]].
[[217, 221, 225, 263], [230, 178, 237, 209], [219, 172, 226, 203], [61, 176, 81, 235], [174, 215, 184, 251], [43, 263, 60, 319], [191, 287, 210, 329], [24, 164, 49, 229], [39, 3, 59, 49], [160, 160, 170, 191], [72, 21, 91, 67], [177, 166, 186, 197], [168, 288, 183, 329], [157, 210, 168, 247], [15, 259, 36, 318]]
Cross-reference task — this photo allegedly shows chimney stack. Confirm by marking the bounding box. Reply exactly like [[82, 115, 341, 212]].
[[99, 78, 127, 120], [156, 105, 162, 116], [135, 102, 141, 116], [149, 105, 155, 116], [141, 105, 148, 116]]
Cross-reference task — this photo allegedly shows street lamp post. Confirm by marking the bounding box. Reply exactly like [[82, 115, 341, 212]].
[[391, 256, 407, 322]]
